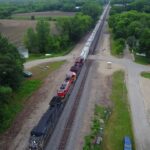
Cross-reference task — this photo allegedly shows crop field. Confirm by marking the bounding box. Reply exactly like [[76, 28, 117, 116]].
[[0, 19, 57, 46], [0, 11, 74, 47], [12, 11, 75, 20]]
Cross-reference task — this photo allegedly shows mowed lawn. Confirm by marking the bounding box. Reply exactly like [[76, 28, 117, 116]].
[[103, 71, 135, 150]]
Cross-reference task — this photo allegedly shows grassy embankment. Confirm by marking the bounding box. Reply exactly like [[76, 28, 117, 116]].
[[83, 71, 134, 150], [0, 61, 65, 133], [141, 72, 150, 79]]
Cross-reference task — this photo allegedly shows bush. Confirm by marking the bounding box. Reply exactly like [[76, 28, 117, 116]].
[[0, 86, 12, 104], [111, 37, 125, 56]]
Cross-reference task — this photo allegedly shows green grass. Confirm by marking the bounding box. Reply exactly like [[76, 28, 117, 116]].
[[0, 61, 65, 133], [141, 72, 150, 79], [103, 71, 134, 150], [134, 54, 150, 65]]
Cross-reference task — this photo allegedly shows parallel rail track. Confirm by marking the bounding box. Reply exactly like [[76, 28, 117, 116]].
[[57, 4, 110, 150]]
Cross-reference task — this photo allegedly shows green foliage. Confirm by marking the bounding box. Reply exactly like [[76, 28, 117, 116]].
[[134, 54, 150, 65], [103, 71, 134, 150], [36, 20, 50, 53], [24, 28, 37, 53], [0, 86, 12, 104], [127, 36, 136, 49], [109, 10, 150, 57], [0, 34, 23, 90], [111, 0, 150, 13], [82, 2, 102, 24], [139, 28, 150, 57], [128, 0, 150, 13], [111, 36, 125, 56], [141, 72, 150, 79], [57, 13, 92, 42], [24, 12, 93, 54], [0, 79, 41, 133]]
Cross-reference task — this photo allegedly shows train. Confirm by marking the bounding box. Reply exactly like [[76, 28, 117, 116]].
[[28, 4, 109, 150]]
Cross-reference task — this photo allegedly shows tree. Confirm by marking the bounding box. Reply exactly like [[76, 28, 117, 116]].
[[36, 20, 50, 53], [82, 2, 102, 24], [0, 86, 12, 104], [127, 36, 137, 49], [24, 28, 37, 53], [57, 13, 92, 42], [127, 21, 142, 38], [0, 34, 23, 90], [139, 28, 150, 57]]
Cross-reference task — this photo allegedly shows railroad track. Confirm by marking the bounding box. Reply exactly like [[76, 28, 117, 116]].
[[58, 60, 92, 150], [57, 4, 110, 150]]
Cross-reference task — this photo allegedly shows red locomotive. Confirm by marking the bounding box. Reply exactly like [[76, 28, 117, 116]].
[[57, 71, 76, 98]]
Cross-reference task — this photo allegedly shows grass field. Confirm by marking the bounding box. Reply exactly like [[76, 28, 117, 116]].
[[0, 61, 65, 133], [141, 71, 150, 79], [103, 71, 134, 150]]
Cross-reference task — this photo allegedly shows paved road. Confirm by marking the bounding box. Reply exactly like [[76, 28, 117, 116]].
[[89, 54, 150, 150]]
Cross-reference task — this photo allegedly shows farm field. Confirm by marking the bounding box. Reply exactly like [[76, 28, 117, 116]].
[[12, 11, 75, 19], [0, 11, 75, 47], [0, 20, 56, 47]]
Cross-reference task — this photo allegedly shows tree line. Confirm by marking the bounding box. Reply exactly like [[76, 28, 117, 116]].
[[110, 0, 150, 15], [109, 0, 150, 57], [24, 3, 102, 54], [0, 0, 104, 19]]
